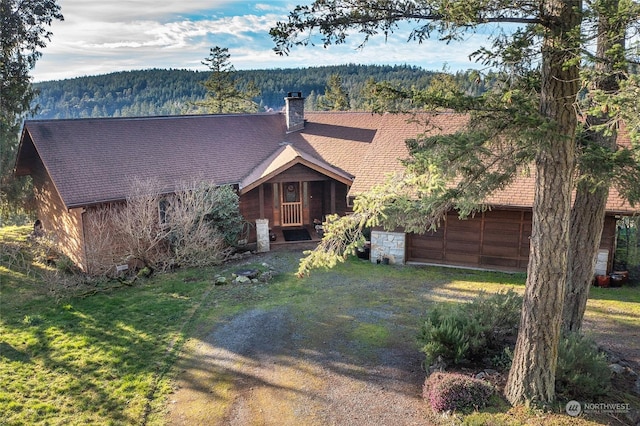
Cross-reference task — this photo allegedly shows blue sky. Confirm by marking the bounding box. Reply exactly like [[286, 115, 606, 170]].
[[32, 0, 503, 82]]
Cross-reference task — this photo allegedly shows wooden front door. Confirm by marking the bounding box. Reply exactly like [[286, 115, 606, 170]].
[[281, 182, 302, 226]]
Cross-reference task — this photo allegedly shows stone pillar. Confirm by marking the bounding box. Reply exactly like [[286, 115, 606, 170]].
[[256, 219, 270, 253], [370, 230, 406, 265]]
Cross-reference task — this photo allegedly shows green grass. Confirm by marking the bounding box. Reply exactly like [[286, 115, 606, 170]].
[[1, 226, 219, 424], [1, 226, 638, 425], [0, 225, 31, 243], [1, 269, 213, 425], [585, 284, 640, 326]]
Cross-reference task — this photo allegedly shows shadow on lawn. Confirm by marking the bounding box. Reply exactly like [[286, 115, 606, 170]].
[[0, 265, 201, 425]]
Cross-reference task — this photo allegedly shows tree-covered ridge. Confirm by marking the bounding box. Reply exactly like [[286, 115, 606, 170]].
[[31, 64, 488, 119], [32, 68, 205, 118]]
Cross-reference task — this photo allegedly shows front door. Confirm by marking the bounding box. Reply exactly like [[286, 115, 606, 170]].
[[281, 182, 302, 226]]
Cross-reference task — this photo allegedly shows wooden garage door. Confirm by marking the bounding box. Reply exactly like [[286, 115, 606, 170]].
[[407, 210, 531, 271]]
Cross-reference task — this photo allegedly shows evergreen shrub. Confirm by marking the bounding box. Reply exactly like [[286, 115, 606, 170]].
[[556, 332, 611, 399], [418, 290, 522, 367]]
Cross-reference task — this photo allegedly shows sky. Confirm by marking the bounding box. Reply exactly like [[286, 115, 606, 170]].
[[32, 0, 505, 82]]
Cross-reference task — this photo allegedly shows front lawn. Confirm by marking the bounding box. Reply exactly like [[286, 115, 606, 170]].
[[1, 225, 638, 425], [1, 227, 214, 424]]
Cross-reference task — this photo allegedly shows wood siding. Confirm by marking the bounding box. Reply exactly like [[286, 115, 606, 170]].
[[266, 163, 331, 183], [31, 155, 87, 270], [407, 210, 531, 270], [408, 209, 618, 272], [240, 184, 273, 242], [239, 178, 349, 242], [408, 210, 530, 270], [407, 210, 530, 270]]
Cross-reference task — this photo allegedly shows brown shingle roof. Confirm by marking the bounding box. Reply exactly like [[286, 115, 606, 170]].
[[15, 110, 638, 215], [326, 111, 637, 214], [294, 112, 381, 176], [18, 114, 288, 207], [348, 112, 470, 195]]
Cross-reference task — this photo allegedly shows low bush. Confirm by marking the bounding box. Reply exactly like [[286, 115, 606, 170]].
[[471, 289, 522, 347], [423, 372, 494, 413], [419, 306, 482, 365], [418, 289, 522, 367], [556, 332, 611, 399]]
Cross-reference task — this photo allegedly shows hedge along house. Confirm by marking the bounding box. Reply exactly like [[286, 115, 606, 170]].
[[14, 93, 638, 274]]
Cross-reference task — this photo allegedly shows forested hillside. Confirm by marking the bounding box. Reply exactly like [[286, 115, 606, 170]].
[[32, 64, 487, 119]]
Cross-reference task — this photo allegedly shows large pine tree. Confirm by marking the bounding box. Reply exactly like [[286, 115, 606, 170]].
[[271, 0, 639, 404], [192, 46, 260, 114]]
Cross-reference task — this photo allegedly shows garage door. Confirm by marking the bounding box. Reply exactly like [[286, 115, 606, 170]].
[[407, 210, 531, 271]]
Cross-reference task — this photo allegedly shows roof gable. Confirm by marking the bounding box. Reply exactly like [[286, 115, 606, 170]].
[[239, 144, 353, 194]]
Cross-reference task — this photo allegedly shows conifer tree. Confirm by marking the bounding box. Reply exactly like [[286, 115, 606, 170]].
[[271, 0, 640, 405], [1, 0, 63, 221], [193, 46, 260, 114], [318, 74, 349, 110]]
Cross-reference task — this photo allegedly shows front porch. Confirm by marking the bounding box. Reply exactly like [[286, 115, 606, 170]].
[[237, 146, 355, 250], [269, 225, 324, 245], [240, 177, 351, 247]]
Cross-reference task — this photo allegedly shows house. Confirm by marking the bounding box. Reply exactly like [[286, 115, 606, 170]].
[[14, 93, 638, 274]]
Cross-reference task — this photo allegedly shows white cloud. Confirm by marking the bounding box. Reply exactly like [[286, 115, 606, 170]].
[[57, 0, 239, 21], [32, 1, 493, 82]]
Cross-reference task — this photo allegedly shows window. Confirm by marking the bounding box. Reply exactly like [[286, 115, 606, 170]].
[[158, 198, 170, 223], [283, 182, 299, 203]]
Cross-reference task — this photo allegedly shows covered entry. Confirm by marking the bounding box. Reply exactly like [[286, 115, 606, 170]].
[[238, 144, 354, 238]]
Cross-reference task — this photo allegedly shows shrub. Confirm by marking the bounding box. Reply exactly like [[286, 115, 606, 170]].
[[423, 372, 494, 413], [419, 305, 484, 365], [418, 290, 522, 367], [164, 181, 231, 268], [84, 178, 241, 274], [470, 289, 522, 348], [490, 346, 513, 371], [556, 332, 611, 399], [203, 184, 245, 247], [55, 254, 78, 274]]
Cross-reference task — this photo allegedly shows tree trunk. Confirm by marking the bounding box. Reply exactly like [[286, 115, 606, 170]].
[[563, 181, 609, 332], [504, 0, 581, 405], [562, 0, 623, 334]]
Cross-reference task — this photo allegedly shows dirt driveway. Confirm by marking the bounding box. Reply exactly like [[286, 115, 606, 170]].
[[164, 247, 639, 425]]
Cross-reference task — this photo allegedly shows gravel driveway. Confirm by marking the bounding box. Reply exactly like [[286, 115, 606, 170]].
[[166, 307, 430, 425], [164, 246, 640, 425], [165, 247, 433, 425]]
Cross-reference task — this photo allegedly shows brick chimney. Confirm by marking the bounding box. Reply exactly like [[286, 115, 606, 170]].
[[285, 92, 305, 132]]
